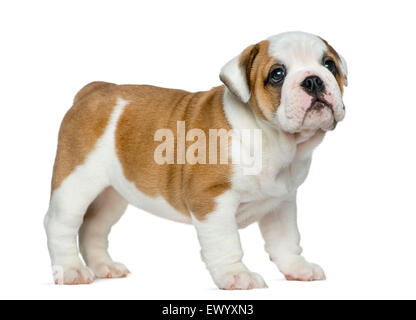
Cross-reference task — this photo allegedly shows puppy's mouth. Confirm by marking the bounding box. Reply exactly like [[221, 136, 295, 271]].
[[302, 97, 337, 129], [309, 97, 333, 111]]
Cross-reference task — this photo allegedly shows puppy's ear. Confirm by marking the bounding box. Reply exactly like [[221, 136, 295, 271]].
[[339, 54, 348, 87], [219, 44, 259, 103]]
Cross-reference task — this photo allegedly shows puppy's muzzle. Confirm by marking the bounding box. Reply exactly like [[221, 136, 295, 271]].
[[301, 75, 337, 130]]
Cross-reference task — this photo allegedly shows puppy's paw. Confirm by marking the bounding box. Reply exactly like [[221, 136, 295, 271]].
[[280, 256, 326, 281], [53, 265, 96, 285], [90, 262, 130, 279], [216, 271, 268, 290]]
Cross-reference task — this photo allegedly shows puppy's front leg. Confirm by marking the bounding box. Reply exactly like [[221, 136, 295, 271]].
[[259, 196, 326, 281], [193, 192, 267, 290]]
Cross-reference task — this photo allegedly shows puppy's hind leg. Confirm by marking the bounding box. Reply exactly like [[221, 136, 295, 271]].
[[44, 168, 108, 285], [79, 187, 130, 279]]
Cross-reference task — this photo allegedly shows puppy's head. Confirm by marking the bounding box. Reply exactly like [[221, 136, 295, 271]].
[[220, 31, 348, 133]]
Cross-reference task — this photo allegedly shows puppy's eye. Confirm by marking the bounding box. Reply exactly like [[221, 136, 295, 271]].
[[323, 58, 338, 76], [269, 67, 286, 85]]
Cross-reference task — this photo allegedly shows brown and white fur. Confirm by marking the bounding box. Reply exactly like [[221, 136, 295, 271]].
[[44, 31, 347, 289]]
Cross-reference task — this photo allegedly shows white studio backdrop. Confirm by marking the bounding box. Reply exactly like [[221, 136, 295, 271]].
[[1, 0, 415, 299]]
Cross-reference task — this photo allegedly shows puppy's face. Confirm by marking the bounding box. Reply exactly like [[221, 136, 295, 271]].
[[220, 32, 348, 133]]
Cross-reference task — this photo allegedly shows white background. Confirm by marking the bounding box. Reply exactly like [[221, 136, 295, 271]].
[[1, 0, 416, 300]]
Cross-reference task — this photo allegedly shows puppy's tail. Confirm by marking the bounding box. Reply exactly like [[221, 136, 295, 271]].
[[73, 81, 112, 104]]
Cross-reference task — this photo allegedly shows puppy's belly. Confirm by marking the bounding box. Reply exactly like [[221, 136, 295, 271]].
[[114, 173, 278, 228], [110, 158, 192, 225], [113, 181, 191, 225]]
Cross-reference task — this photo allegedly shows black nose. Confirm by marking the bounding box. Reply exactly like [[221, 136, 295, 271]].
[[301, 76, 325, 94]]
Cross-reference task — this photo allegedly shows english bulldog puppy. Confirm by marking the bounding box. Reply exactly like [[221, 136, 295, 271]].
[[44, 31, 347, 289]]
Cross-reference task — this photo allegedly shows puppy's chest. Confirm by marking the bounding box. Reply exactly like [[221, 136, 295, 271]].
[[234, 153, 312, 227], [245, 157, 311, 200]]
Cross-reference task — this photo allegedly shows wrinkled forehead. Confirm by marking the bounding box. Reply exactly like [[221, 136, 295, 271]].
[[267, 32, 326, 68]]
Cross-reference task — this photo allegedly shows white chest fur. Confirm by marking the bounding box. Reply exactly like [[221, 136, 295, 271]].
[[232, 136, 315, 228]]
